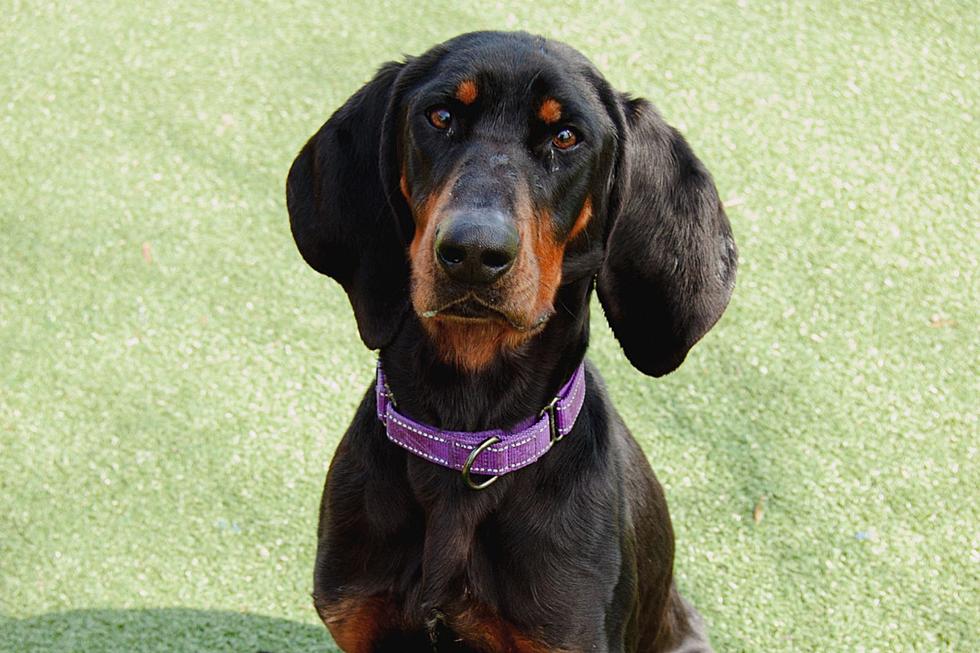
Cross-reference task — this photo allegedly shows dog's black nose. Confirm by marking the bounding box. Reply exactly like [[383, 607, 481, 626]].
[[435, 211, 519, 285]]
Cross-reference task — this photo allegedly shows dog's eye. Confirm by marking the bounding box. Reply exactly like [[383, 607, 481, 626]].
[[552, 128, 578, 150], [427, 106, 453, 130]]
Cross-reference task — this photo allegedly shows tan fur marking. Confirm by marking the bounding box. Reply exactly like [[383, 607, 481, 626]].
[[456, 79, 478, 105], [568, 196, 592, 240], [421, 321, 529, 372], [538, 98, 562, 124], [408, 181, 453, 284], [531, 210, 564, 314], [400, 172, 411, 203], [451, 603, 575, 652], [315, 595, 396, 653]]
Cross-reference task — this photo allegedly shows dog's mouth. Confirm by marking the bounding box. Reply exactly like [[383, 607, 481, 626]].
[[421, 297, 551, 333]]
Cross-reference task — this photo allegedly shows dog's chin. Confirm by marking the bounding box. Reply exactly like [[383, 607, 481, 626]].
[[436, 299, 509, 323], [414, 298, 553, 371], [420, 298, 551, 333]]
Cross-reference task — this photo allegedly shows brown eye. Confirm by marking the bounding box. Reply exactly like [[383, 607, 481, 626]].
[[427, 106, 452, 130], [552, 128, 578, 150]]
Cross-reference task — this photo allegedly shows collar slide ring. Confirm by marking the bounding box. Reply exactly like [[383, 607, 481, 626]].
[[461, 436, 500, 490], [541, 396, 562, 444]]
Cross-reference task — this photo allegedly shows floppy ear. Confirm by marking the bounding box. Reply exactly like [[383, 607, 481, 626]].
[[598, 98, 737, 377], [286, 63, 410, 350]]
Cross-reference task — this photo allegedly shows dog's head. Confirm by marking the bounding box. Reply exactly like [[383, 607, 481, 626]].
[[287, 31, 736, 376]]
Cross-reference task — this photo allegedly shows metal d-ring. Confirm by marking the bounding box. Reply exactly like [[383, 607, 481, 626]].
[[461, 436, 500, 490]]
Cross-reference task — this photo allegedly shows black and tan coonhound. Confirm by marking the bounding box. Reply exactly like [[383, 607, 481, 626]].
[[286, 31, 736, 653]]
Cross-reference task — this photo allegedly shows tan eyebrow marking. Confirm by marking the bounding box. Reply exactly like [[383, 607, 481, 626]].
[[455, 79, 478, 105], [538, 98, 562, 124]]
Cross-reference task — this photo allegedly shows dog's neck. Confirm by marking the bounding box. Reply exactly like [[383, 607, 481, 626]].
[[379, 278, 593, 433]]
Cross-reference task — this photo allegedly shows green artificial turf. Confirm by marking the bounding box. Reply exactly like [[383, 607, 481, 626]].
[[1, 1, 976, 651]]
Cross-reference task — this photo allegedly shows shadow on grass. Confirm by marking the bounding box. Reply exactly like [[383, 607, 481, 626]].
[[0, 608, 337, 653]]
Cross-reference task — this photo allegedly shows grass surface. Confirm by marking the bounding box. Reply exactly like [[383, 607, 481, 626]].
[[1, 1, 977, 651]]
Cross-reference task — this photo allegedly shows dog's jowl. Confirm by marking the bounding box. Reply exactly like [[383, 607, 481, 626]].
[[287, 31, 735, 653]]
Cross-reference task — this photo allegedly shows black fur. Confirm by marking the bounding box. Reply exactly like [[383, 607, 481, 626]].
[[287, 62, 409, 349], [598, 98, 737, 376], [287, 31, 735, 652]]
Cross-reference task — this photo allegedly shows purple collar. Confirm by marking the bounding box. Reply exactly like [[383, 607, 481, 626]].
[[376, 361, 587, 489]]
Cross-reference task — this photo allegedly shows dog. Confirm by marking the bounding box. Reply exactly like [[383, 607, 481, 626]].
[[286, 31, 736, 653]]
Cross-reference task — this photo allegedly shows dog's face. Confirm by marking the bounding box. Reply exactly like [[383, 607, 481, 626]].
[[288, 31, 736, 376], [394, 38, 618, 369]]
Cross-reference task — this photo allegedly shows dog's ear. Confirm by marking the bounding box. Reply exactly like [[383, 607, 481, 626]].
[[286, 63, 410, 350], [598, 97, 737, 377]]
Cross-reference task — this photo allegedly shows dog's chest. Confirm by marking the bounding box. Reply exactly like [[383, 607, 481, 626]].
[[320, 514, 561, 652], [317, 433, 618, 650]]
